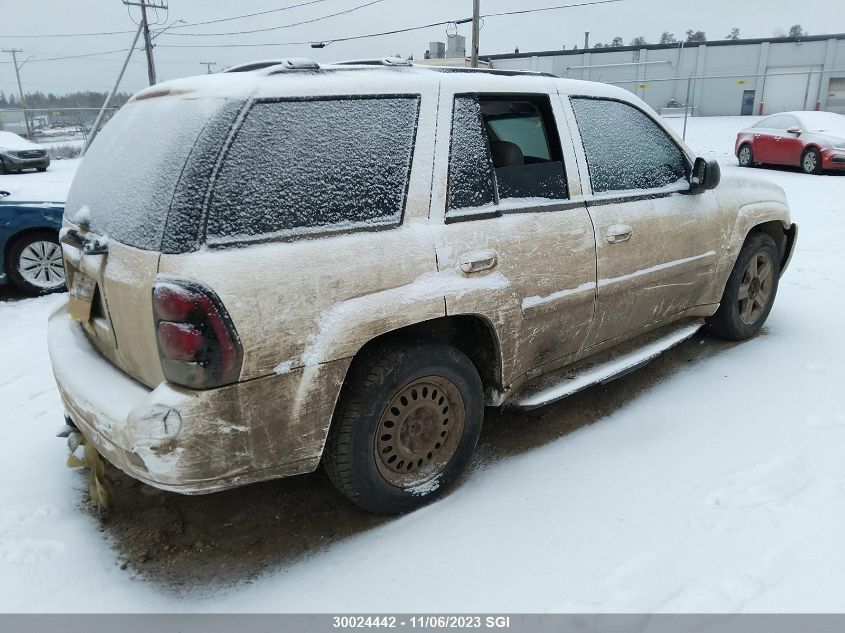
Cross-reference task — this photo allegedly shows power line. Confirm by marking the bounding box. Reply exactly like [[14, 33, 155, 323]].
[[163, 0, 333, 30], [0, 0, 334, 38], [164, 0, 384, 37], [157, 0, 629, 49], [157, 19, 468, 49], [483, 0, 624, 18]]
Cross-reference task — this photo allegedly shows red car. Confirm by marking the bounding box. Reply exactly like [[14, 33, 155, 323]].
[[735, 111, 845, 174]]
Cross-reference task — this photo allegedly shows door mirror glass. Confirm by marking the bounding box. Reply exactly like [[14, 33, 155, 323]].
[[787, 126, 802, 135], [690, 157, 720, 193]]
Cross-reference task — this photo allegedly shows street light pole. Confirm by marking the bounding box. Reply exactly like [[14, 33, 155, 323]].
[[471, 0, 480, 68]]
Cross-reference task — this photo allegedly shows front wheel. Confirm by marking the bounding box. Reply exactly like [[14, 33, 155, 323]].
[[707, 232, 780, 340], [5, 230, 67, 296], [801, 148, 823, 175], [323, 339, 484, 514]]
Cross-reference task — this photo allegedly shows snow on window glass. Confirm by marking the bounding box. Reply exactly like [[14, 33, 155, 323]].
[[206, 97, 419, 243], [447, 96, 496, 212], [65, 97, 225, 251], [571, 98, 686, 193]]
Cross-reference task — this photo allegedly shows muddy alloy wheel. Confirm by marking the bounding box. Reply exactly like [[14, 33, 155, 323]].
[[706, 232, 780, 341], [737, 251, 774, 325], [738, 144, 753, 167], [374, 376, 465, 488]]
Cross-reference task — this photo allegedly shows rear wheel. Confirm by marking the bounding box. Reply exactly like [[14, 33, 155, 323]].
[[5, 230, 66, 296], [801, 148, 822, 175], [738, 144, 754, 167], [707, 232, 780, 340], [323, 339, 484, 514]]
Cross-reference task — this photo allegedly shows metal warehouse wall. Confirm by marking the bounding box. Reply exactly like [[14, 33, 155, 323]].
[[487, 35, 845, 116]]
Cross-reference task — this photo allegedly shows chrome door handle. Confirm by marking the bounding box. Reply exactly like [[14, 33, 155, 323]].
[[459, 249, 498, 273], [606, 225, 633, 244]]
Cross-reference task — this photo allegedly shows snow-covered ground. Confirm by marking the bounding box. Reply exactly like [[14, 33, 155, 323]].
[[0, 158, 80, 201], [1, 118, 844, 613]]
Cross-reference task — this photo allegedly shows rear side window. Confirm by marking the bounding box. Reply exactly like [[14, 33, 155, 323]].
[[571, 97, 687, 194], [65, 97, 228, 251], [447, 94, 568, 219], [755, 114, 798, 130], [206, 96, 419, 244], [447, 96, 497, 210]]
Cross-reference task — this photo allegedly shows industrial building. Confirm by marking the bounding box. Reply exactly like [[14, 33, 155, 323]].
[[485, 33, 845, 116]]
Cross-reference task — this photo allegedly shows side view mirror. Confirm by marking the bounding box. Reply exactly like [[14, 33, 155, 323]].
[[787, 126, 802, 135], [0, 191, 9, 199], [690, 157, 721, 193]]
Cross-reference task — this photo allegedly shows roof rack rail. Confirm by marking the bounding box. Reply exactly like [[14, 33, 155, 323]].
[[332, 57, 413, 67], [225, 58, 321, 73], [426, 66, 556, 78]]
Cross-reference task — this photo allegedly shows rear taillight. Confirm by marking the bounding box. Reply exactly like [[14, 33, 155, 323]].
[[152, 278, 243, 389]]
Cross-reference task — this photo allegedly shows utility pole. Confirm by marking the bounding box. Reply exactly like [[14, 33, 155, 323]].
[[470, 0, 480, 68], [200, 61, 216, 74], [2, 48, 32, 138], [122, 0, 167, 86]]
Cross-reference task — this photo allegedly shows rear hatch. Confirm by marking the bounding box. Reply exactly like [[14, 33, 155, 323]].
[[61, 93, 239, 388]]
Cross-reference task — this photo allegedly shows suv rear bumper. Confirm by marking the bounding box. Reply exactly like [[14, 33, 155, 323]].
[[48, 304, 346, 494]]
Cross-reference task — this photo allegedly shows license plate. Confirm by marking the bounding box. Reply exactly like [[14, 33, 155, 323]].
[[68, 273, 96, 322]]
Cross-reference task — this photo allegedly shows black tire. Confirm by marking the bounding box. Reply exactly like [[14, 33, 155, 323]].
[[36, 167, 47, 173], [801, 147, 823, 175], [737, 143, 754, 167], [5, 230, 67, 296], [707, 232, 780, 341], [0, 160, 7, 175], [323, 338, 484, 514]]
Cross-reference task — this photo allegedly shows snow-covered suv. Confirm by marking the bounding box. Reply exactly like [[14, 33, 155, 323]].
[[48, 60, 797, 514]]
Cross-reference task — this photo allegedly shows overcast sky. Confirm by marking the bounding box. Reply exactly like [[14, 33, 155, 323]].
[[0, 0, 841, 96]]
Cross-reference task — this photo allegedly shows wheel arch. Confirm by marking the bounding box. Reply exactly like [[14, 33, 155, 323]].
[[340, 314, 504, 407], [747, 219, 796, 276]]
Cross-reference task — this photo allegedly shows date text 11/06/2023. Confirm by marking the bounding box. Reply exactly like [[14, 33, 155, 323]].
[[332, 616, 512, 629]]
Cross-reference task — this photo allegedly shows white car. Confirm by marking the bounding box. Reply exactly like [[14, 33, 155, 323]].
[[0, 131, 50, 174]]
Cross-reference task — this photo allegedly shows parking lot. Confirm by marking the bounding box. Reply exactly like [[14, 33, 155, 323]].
[[1, 116, 843, 612]]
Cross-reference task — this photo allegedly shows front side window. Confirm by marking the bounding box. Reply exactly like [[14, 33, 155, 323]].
[[571, 97, 687, 194], [207, 96, 419, 243], [447, 94, 568, 217]]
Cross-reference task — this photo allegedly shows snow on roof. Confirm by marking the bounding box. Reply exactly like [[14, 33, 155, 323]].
[[0, 131, 40, 151], [794, 111, 845, 137], [130, 62, 634, 104]]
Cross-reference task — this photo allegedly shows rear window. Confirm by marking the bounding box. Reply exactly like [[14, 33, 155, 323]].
[[206, 96, 420, 244], [65, 97, 229, 251]]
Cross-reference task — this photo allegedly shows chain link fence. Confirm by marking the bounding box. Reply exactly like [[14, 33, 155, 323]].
[[0, 107, 119, 158]]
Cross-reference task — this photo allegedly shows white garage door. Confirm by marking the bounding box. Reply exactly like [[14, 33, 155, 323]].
[[763, 66, 822, 113]]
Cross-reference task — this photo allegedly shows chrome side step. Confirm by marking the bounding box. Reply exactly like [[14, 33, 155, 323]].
[[512, 320, 704, 409]]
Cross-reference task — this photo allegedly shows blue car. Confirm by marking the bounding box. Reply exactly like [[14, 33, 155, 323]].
[[0, 190, 65, 296]]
